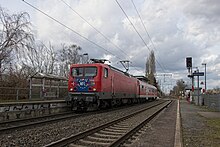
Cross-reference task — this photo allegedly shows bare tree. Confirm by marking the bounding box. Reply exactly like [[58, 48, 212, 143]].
[[0, 7, 34, 77], [58, 44, 81, 77], [170, 79, 186, 97], [21, 42, 57, 75]]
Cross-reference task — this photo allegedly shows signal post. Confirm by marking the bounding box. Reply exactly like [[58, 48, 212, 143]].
[[186, 57, 204, 105]]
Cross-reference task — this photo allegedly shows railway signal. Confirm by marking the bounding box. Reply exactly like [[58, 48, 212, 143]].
[[186, 57, 192, 68]]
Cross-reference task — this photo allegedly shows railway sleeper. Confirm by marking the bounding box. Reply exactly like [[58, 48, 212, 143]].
[[104, 128, 127, 133], [112, 124, 130, 129], [79, 139, 111, 146], [94, 132, 120, 138], [87, 135, 116, 142], [109, 126, 129, 131], [99, 130, 125, 135]]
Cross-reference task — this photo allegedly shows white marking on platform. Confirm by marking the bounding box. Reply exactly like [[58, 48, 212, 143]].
[[174, 100, 182, 147]]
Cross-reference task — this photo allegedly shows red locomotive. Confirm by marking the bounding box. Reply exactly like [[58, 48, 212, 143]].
[[67, 59, 158, 111]]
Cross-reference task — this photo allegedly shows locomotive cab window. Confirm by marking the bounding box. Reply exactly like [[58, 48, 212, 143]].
[[104, 68, 108, 78], [71, 67, 97, 77], [85, 67, 97, 77], [72, 67, 83, 77]]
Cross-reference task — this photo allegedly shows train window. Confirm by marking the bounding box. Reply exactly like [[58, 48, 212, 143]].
[[104, 68, 108, 78], [72, 67, 83, 77], [85, 67, 97, 77]]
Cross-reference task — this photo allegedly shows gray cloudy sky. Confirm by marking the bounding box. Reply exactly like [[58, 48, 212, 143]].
[[1, 0, 220, 92]]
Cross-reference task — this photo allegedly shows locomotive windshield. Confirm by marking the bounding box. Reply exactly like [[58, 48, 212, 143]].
[[72, 67, 83, 77], [85, 67, 97, 76], [71, 67, 97, 77]]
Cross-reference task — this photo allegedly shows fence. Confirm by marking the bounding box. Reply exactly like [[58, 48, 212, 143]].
[[201, 94, 220, 111], [0, 87, 29, 101], [0, 86, 68, 101]]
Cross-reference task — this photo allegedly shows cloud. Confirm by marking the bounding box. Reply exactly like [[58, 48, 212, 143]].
[[27, 0, 220, 89]]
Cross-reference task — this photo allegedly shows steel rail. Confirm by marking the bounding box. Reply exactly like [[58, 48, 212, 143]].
[[44, 100, 169, 147], [0, 113, 82, 133], [110, 100, 173, 146], [0, 101, 159, 133]]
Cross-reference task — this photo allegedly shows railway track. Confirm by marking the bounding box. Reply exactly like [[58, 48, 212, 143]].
[[0, 101, 159, 133], [0, 112, 83, 133], [0, 111, 72, 127], [45, 100, 172, 147]]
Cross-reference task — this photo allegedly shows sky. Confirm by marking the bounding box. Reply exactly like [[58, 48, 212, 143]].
[[1, 0, 220, 93]]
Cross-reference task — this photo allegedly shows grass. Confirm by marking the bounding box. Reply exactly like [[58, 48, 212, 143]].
[[206, 118, 220, 139], [198, 107, 220, 146]]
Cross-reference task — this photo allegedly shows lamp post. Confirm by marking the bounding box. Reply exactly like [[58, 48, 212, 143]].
[[202, 63, 207, 92], [82, 53, 88, 64], [192, 67, 200, 105]]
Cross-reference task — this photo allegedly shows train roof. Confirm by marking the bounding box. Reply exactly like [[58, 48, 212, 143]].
[[70, 63, 155, 84], [134, 76, 149, 82], [70, 63, 133, 77], [145, 83, 157, 89]]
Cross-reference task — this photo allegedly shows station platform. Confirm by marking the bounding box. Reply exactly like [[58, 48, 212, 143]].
[[130, 99, 220, 147], [0, 99, 69, 121], [130, 100, 178, 147], [0, 99, 65, 106]]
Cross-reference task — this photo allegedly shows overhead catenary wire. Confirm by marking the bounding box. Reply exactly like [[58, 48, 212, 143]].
[[22, 0, 145, 73], [59, 0, 143, 72], [22, 0, 123, 61], [115, 0, 166, 73], [130, 0, 157, 52], [131, 0, 173, 93], [59, 0, 129, 59], [130, 0, 167, 71]]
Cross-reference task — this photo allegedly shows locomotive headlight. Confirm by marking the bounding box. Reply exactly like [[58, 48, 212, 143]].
[[93, 88, 96, 91], [70, 88, 73, 91]]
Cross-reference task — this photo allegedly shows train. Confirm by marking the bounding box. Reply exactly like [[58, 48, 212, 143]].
[[67, 59, 158, 111]]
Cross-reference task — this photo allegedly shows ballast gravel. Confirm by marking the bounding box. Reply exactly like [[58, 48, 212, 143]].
[[0, 101, 162, 146]]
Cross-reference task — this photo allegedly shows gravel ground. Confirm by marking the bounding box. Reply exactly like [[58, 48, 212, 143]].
[[181, 100, 220, 147], [72, 101, 170, 146], [0, 100, 163, 146], [129, 100, 177, 147]]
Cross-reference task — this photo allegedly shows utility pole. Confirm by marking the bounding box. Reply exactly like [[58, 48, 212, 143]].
[[191, 68, 203, 105], [202, 63, 207, 92], [155, 73, 172, 82], [186, 57, 193, 102], [155, 73, 172, 94], [196, 69, 200, 105]]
